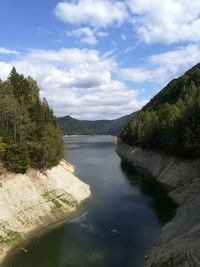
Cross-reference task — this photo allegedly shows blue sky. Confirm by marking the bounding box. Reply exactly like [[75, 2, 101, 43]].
[[1, 0, 200, 119]]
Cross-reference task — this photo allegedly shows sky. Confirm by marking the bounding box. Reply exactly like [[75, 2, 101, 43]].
[[1, 0, 200, 120]]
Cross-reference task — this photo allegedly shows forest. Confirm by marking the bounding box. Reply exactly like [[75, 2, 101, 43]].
[[120, 63, 200, 159], [57, 112, 137, 136], [0, 68, 64, 173]]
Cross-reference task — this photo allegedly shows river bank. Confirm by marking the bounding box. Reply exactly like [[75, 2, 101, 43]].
[[116, 143, 200, 266], [4, 135, 174, 267], [0, 159, 91, 266]]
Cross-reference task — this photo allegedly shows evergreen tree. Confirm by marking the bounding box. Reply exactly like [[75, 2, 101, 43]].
[[120, 63, 200, 159], [0, 137, 6, 155], [0, 68, 64, 173]]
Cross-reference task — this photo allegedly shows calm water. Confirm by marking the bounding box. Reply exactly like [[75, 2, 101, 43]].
[[5, 136, 176, 267]]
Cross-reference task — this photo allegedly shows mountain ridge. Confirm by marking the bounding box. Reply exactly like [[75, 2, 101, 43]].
[[57, 112, 137, 135], [120, 62, 200, 158]]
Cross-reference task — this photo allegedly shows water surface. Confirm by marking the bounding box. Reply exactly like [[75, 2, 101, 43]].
[[5, 136, 176, 267]]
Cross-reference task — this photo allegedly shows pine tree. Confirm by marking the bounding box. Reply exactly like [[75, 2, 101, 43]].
[[120, 64, 200, 159], [0, 68, 64, 173]]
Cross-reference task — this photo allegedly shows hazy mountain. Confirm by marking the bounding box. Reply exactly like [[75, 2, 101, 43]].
[[57, 112, 137, 135]]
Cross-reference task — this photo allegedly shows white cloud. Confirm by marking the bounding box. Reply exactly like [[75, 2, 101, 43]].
[[54, 1, 200, 45], [121, 34, 127, 40], [0, 48, 143, 119], [121, 68, 152, 82], [148, 44, 200, 83], [127, 0, 200, 44], [124, 41, 141, 53], [0, 47, 19, 55], [96, 31, 108, 37], [67, 27, 107, 45], [55, 0, 127, 28], [24, 48, 100, 66], [149, 44, 200, 70], [121, 66, 168, 84], [0, 62, 14, 80], [121, 44, 200, 84]]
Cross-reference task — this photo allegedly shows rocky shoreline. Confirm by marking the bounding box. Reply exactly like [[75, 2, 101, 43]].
[[116, 143, 200, 266], [0, 160, 91, 265]]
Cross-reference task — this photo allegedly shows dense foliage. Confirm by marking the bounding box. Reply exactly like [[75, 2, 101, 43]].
[[120, 63, 200, 159], [0, 68, 64, 173], [57, 112, 137, 136]]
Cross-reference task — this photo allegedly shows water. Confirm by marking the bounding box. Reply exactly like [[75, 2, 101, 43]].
[[5, 136, 176, 267]]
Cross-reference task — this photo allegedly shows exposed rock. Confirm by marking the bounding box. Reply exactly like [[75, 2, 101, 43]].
[[0, 159, 90, 264], [116, 143, 200, 267]]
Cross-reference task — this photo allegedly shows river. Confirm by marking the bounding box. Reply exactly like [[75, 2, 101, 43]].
[[5, 136, 176, 267]]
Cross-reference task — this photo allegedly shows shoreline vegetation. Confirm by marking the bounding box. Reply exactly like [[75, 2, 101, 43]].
[[0, 68, 64, 173], [0, 160, 91, 266], [1, 211, 75, 267], [1, 198, 91, 267], [0, 69, 91, 265], [117, 63, 200, 266], [120, 63, 200, 159], [57, 112, 137, 136], [0, 61, 200, 267]]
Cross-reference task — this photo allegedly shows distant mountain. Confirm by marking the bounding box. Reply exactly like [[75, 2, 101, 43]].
[[57, 112, 137, 135]]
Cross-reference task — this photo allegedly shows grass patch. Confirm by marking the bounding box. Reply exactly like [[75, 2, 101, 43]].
[[42, 190, 77, 212], [0, 230, 22, 246]]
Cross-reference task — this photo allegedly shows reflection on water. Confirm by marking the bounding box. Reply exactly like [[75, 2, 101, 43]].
[[4, 227, 64, 267], [120, 161, 177, 225], [4, 136, 176, 267]]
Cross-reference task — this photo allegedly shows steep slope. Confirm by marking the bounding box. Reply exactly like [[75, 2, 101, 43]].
[[57, 112, 137, 135], [120, 63, 200, 158], [142, 62, 200, 111], [0, 69, 91, 265], [0, 160, 90, 265], [116, 144, 200, 267], [117, 63, 200, 266]]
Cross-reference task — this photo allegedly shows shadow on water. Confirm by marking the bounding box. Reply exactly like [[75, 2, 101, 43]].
[[120, 160, 178, 226], [3, 137, 178, 267], [3, 226, 65, 267]]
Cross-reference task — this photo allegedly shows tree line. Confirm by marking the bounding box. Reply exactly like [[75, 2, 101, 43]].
[[0, 68, 64, 173], [120, 64, 200, 159]]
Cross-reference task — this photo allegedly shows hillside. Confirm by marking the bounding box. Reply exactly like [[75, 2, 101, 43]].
[[57, 112, 137, 135], [0, 68, 64, 173], [120, 63, 200, 158], [143, 62, 200, 111]]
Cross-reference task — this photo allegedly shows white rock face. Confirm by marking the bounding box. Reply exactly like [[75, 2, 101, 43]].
[[116, 144, 200, 188], [116, 144, 200, 267], [0, 159, 90, 263]]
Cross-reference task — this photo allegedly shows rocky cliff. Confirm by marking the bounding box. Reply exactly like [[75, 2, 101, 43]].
[[0, 160, 90, 264], [116, 144, 200, 267]]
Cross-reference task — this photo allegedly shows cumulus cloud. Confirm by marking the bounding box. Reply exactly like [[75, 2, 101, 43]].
[[127, 0, 200, 44], [67, 27, 97, 45], [0, 47, 19, 55], [121, 67, 168, 84], [149, 44, 200, 70], [121, 44, 200, 84], [148, 44, 200, 82], [55, 0, 127, 28], [0, 48, 143, 119], [55, 0, 200, 45], [0, 62, 14, 80], [121, 68, 153, 82], [67, 27, 108, 45]]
